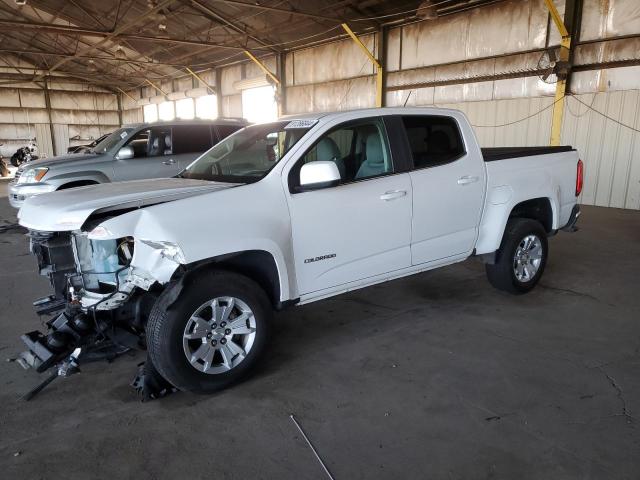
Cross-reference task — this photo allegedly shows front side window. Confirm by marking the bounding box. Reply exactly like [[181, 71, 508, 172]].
[[92, 128, 134, 154], [180, 121, 310, 183], [402, 115, 465, 169], [290, 118, 393, 189], [124, 127, 172, 158]]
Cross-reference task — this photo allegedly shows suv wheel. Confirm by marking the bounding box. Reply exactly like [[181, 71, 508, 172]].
[[485, 218, 548, 294], [147, 270, 272, 393]]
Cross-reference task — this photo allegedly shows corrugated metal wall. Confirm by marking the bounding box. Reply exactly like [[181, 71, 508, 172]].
[[0, 78, 121, 158], [119, 0, 640, 210], [562, 92, 640, 210]]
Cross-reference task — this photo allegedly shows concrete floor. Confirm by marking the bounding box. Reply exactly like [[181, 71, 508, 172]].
[[0, 181, 638, 479]]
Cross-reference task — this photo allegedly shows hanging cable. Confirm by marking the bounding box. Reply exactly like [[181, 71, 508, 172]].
[[470, 97, 562, 128], [570, 95, 640, 133], [349, 0, 454, 22]]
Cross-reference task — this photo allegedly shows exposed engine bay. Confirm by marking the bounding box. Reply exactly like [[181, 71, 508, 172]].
[[16, 222, 177, 400], [12, 178, 237, 400]]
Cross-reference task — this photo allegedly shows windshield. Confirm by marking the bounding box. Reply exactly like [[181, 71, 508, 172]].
[[180, 121, 311, 183], [92, 128, 134, 154]]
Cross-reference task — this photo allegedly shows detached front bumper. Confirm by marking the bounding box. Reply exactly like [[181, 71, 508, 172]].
[[9, 181, 56, 209]]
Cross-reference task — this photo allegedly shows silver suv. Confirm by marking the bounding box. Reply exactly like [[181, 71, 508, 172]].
[[9, 119, 247, 208]]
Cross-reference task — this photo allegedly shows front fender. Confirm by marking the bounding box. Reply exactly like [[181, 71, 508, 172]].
[[49, 170, 112, 186], [96, 183, 295, 302]]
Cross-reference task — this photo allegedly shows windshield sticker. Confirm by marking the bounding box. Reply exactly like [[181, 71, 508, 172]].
[[120, 131, 128, 139], [285, 119, 317, 130]]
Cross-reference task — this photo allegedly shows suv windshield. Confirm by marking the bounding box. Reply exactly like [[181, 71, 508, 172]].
[[92, 127, 134, 154], [180, 121, 312, 183]]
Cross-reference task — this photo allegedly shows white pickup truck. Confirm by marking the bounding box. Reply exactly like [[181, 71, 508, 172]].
[[16, 107, 582, 397]]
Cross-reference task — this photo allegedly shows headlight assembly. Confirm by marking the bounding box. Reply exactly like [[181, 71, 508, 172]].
[[18, 167, 48, 184]]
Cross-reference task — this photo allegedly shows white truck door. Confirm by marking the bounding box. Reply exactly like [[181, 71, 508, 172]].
[[286, 117, 412, 295], [402, 114, 485, 265]]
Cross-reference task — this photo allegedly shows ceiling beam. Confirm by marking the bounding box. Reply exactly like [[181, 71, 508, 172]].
[[18, 1, 191, 79], [184, 0, 280, 52], [45, 0, 178, 74], [0, 28, 154, 85], [208, 0, 343, 23], [0, 48, 189, 68], [66, 0, 108, 29], [0, 64, 157, 82], [0, 71, 131, 86], [0, 18, 273, 51]]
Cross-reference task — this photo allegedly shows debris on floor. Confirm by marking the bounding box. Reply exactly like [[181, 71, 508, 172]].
[[290, 414, 335, 480]]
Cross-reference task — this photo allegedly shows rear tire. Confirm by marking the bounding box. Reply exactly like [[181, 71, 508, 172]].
[[485, 218, 548, 294], [146, 270, 272, 393]]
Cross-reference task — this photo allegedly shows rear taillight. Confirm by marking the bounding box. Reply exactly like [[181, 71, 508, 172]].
[[576, 159, 584, 197]]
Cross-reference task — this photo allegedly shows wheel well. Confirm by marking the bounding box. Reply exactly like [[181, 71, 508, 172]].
[[57, 180, 99, 190], [180, 250, 281, 308], [509, 198, 553, 232]]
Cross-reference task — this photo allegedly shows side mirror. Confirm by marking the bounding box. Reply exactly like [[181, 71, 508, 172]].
[[116, 146, 134, 160], [299, 161, 341, 191]]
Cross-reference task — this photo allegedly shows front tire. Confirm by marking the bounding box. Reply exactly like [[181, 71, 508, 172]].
[[485, 218, 548, 294], [146, 270, 272, 393]]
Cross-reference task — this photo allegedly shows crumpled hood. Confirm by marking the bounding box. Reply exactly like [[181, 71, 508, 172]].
[[18, 178, 236, 231]]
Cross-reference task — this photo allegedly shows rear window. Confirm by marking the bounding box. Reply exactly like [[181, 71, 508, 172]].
[[172, 125, 213, 154], [402, 115, 465, 169]]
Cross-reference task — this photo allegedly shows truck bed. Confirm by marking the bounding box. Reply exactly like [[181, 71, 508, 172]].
[[482, 146, 575, 162]]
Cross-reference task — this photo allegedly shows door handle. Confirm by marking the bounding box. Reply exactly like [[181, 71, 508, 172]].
[[379, 190, 407, 201], [163, 158, 176, 165], [457, 175, 479, 185]]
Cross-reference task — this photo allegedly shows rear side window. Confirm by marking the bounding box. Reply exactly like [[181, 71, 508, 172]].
[[402, 115, 465, 169], [172, 125, 213, 154]]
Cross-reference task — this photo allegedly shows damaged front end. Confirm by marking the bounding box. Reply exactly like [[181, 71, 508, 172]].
[[16, 223, 181, 400]]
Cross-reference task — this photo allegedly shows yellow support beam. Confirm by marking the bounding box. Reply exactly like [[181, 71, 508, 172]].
[[544, 0, 569, 38], [116, 86, 137, 103], [544, 0, 572, 146], [341, 23, 383, 108], [185, 67, 216, 94], [145, 78, 167, 96], [243, 50, 280, 85]]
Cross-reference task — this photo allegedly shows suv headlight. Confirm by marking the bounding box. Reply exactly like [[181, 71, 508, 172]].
[[18, 167, 48, 184]]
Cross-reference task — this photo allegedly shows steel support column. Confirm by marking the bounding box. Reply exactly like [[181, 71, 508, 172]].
[[215, 68, 224, 118], [379, 26, 388, 108], [116, 91, 123, 126], [277, 52, 287, 117], [43, 80, 57, 156], [341, 23, 383, 108], [544, 0, 572, 146]]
